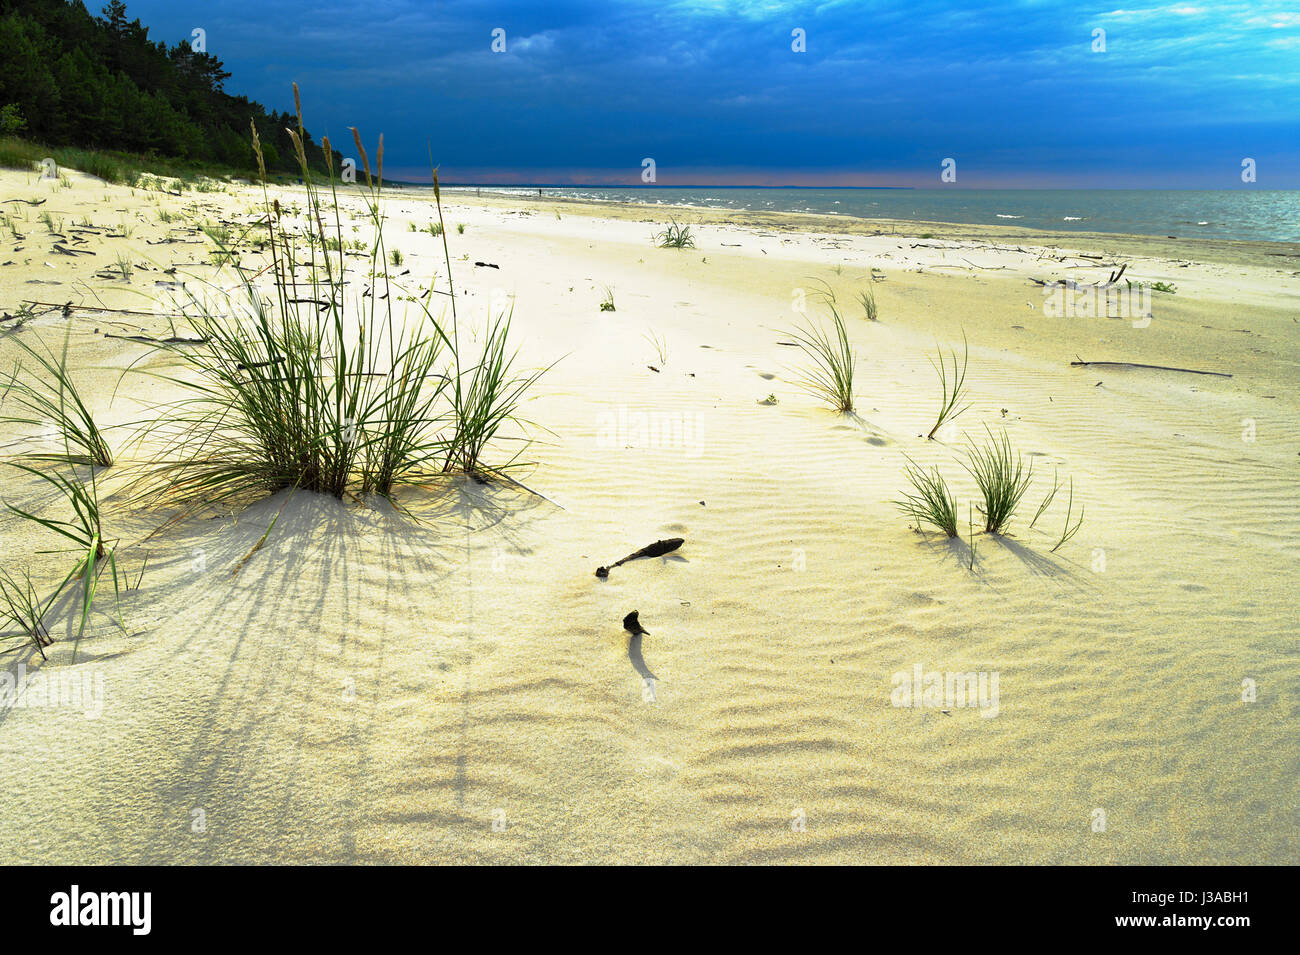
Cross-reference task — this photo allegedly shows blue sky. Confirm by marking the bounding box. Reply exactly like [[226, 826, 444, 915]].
[[122, 1, 1299, 187]]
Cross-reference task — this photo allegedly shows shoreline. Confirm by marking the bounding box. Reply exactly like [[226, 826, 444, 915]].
[[434, 186, 1300, 262]]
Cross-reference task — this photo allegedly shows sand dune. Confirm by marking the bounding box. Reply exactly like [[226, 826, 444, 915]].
[[1, 168, 1297, 863]]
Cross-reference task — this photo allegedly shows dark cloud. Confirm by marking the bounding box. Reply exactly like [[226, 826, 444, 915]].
[[124, 0, 1300, 185]]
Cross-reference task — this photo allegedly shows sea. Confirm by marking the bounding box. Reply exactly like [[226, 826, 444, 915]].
[[449, 186, 1300, 244]]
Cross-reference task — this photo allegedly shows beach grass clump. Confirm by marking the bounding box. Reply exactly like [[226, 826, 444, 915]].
[[0, 566, 55, 659], [134, 105, 425, 502], [963, 427, 1032, 535], [132, 88, 542, 508], [357, 330, 451, 497], [786, 301, 856, 413], [895, 459, 959, 538], [599, 287, 616, 312], [142, 229, 453, 502], [857, 286, 878, 321], [654, 219, 696, 249], [0, 327, 114, 467], [926, 336, 971, 440]]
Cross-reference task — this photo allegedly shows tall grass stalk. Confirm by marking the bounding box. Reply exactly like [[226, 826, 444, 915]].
[[1051, 478, 1084, 553], [4, 462, 121, 642], [927, 335, 971, 440], [442, 308, 546, 477], [968, 504, 977, 570], [1029, 468, 1060, 529], [644, 329, 667, 365]]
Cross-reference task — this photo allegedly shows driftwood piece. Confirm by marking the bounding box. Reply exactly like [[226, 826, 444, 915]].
[[103, 333, 208, 345], [1031, 261, 1131, 290], [596, 537, 685, 578], [1070, 357, 1231, 378], [21, 300, 175, 318]]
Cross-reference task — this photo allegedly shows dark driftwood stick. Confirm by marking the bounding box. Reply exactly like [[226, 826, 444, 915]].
[[104, 333, 208, 345], [596, 537, 684, 578], [1070, 358, 1231, 378], [22, 300, 192, 319]]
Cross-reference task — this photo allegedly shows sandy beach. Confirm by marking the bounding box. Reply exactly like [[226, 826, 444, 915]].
[[1, 166, 1297, 865]]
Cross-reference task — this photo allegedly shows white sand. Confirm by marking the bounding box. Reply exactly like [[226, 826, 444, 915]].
[[1, 168, 1297, 863]]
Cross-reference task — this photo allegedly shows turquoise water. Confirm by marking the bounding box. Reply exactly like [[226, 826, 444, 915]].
[[465, 187, 1300, 243]]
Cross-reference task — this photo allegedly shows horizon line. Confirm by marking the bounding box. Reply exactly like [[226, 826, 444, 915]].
[[388, 181, 1293, 192]]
